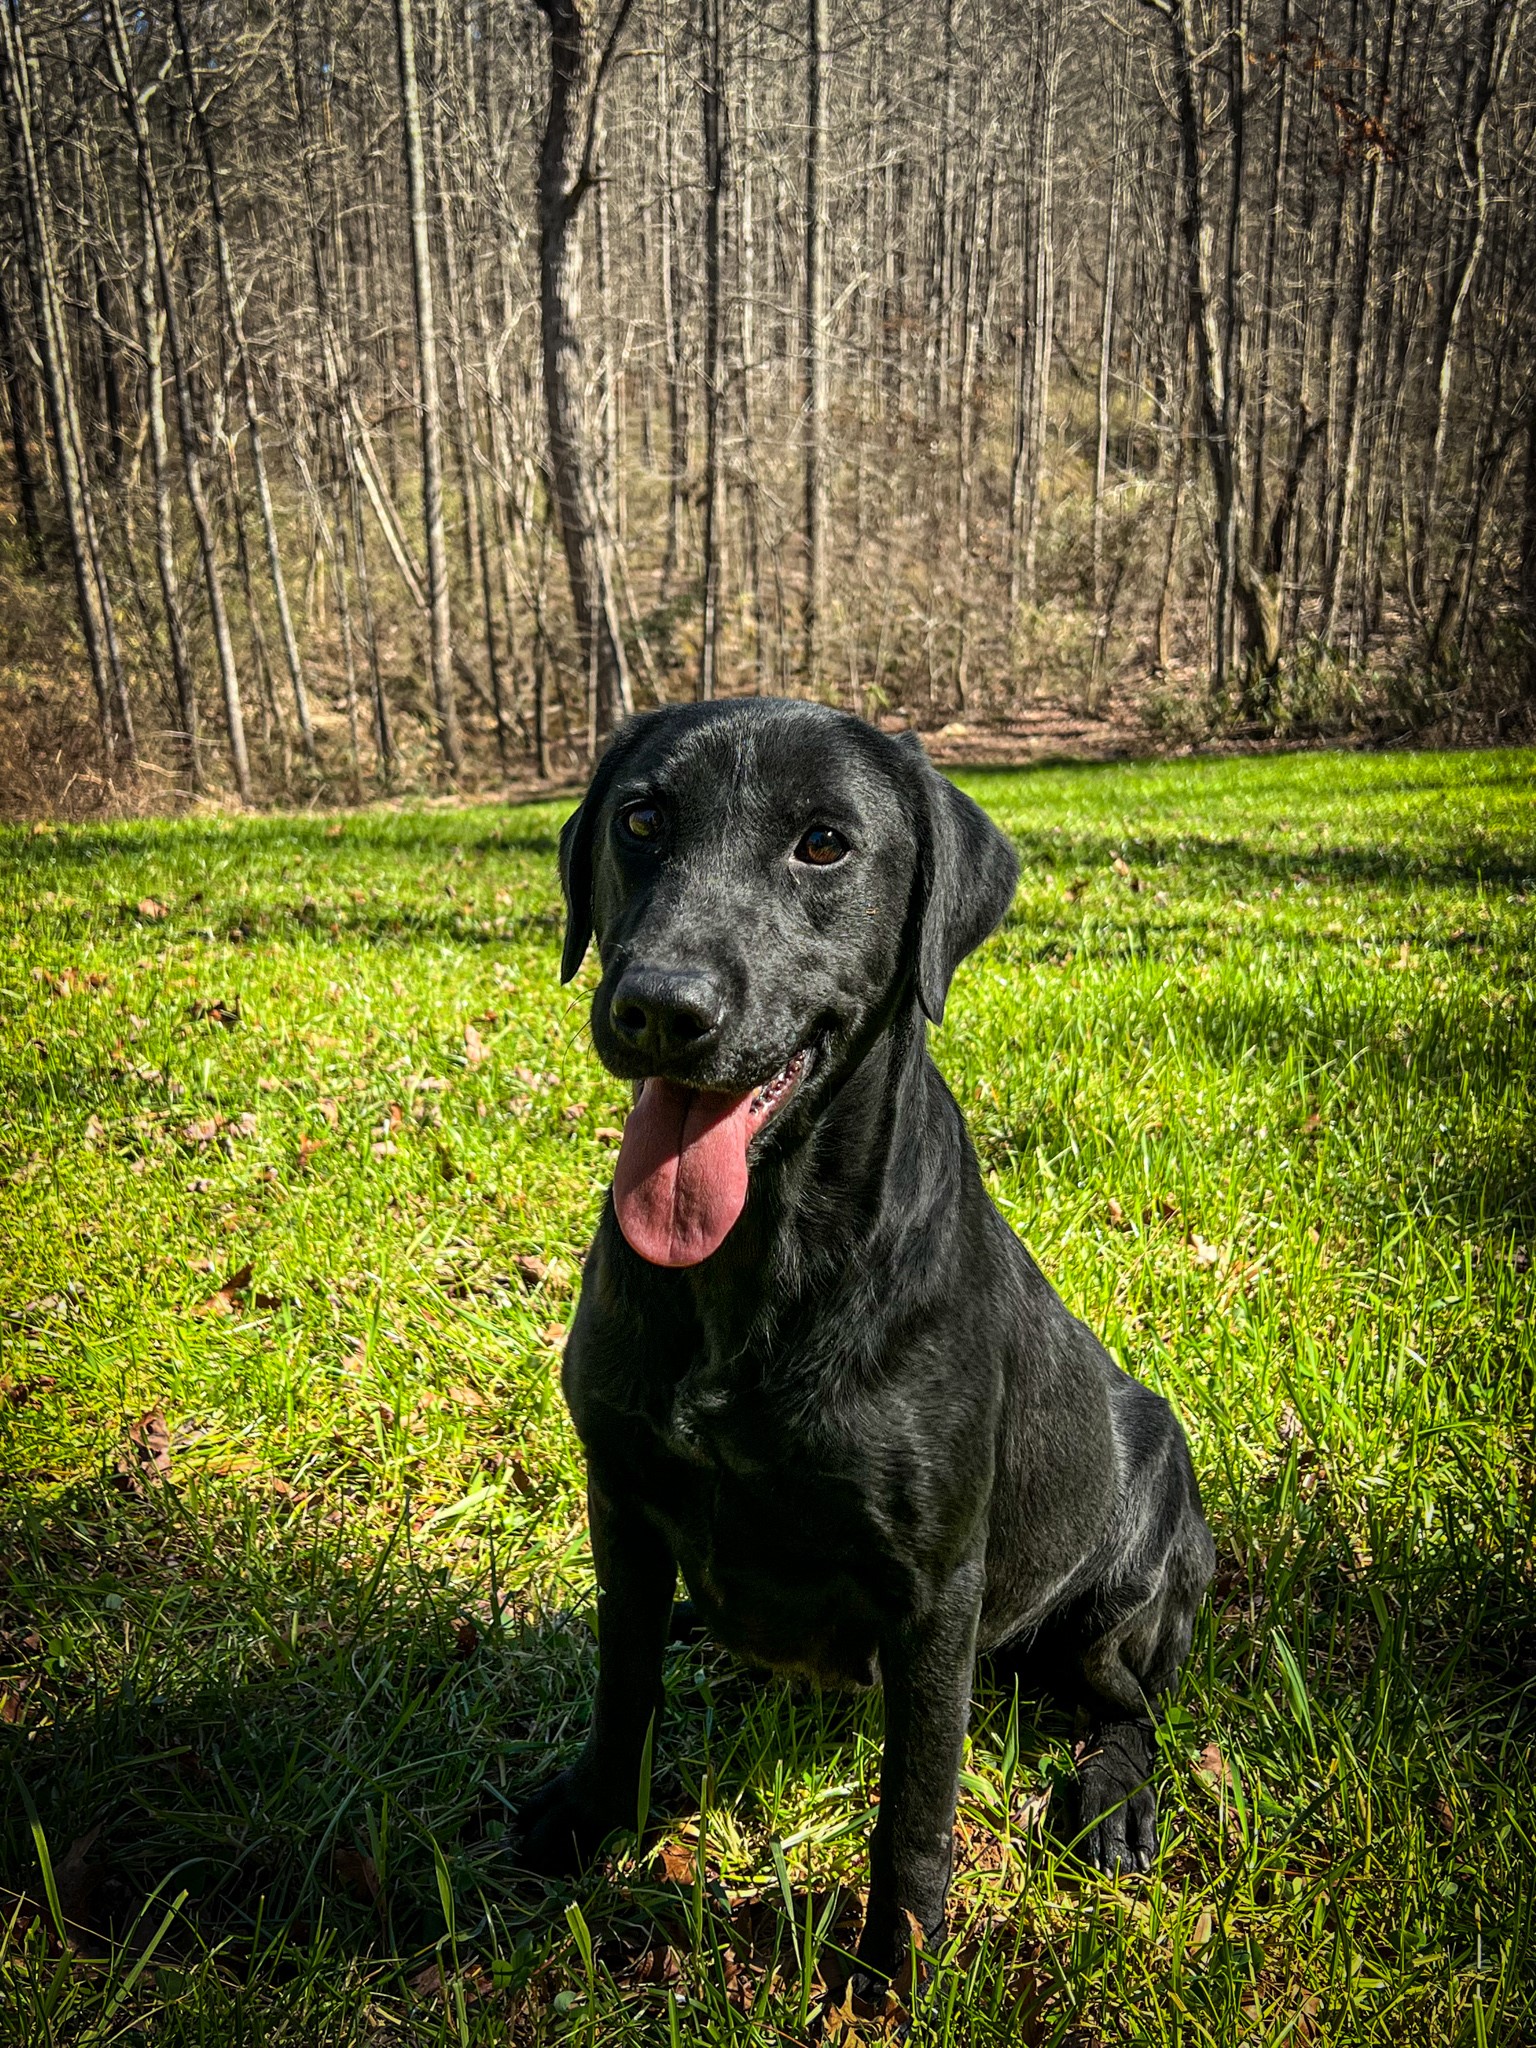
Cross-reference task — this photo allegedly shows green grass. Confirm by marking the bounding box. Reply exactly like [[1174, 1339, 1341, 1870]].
[[1, 748, 1533, 2046]]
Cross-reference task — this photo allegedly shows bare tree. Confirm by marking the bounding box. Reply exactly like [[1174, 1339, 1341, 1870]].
[[535, 0, 635, 745], [394, 0, 461, 773], [802, 0, 828, 686]]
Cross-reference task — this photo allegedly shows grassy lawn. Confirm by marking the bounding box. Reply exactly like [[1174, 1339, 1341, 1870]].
[[1, 747, 1533, 2046]]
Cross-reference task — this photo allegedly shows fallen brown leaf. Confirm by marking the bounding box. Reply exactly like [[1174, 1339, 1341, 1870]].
[[1189, 1234, 1222, 1269], [1, 1374, 57, 1408], [1106, 1198, 1128, 1229], [409, 1960, 492, 2003], [654, 1841, 694, 1882], [0, 1677, 33, 1725], [136, 898, 167, 920], [53, 1825, 108, 1929], [463, 1023, 487, 1067], [113, 1408, 172, 1493], [1195, 1741, 1232, 1789], [333, 1846, 381, 1903], [451, 1615, 479, 1660], [193, 1262, 254, 1316]]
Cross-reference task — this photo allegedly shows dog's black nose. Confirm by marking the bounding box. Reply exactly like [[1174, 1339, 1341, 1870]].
[[608, 966, 725, 1064]]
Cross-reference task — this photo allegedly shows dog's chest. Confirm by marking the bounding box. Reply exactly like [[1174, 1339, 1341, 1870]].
[[659, 1361, 785, 1474]]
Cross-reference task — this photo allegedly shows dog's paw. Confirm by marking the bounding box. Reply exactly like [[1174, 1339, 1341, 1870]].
[[1074, 1736, 1158, 1876], [508, 1768, 618, 1877]]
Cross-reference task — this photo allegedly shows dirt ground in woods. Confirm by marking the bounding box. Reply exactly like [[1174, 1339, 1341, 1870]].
[[0, 672, 1434, 827]]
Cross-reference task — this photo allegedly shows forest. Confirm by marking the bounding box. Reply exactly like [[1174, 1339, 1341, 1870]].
[[1, 0, 1533, 805]]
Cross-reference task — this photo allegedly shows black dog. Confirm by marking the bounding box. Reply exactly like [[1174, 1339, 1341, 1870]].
[[516, 698, 1213, 1979]]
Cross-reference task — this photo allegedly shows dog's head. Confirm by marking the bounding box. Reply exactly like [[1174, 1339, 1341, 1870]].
[[557, 699, 1018, 1266]]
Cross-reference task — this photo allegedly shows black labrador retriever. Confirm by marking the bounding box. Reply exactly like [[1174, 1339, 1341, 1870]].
[[516, 698, 1213, 1979]]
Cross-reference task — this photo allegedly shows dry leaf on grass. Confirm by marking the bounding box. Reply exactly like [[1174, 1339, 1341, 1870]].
[[410, 1960, 491, 2003], [1189, 1234, 1223, 1268], [463, 1023, 487, 1066], [113, 1408, 172, 1493], [0, 1676, 34, 1725], [332, 1847, 381, 1903], [653, 1842, 694, 1882], [192, 1262, 253, 1316], [1195, 1741, 1233, 1790], [2, 1374, 57, 1407], [1106, 1198, 1128, 1229]]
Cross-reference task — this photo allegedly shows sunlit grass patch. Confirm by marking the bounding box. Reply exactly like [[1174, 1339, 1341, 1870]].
[[2, 748, 1533, 2044]]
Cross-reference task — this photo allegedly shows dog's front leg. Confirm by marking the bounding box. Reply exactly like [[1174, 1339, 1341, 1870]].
[[856, 1559, 984, 1985], [514, 1476, 675, 1874]]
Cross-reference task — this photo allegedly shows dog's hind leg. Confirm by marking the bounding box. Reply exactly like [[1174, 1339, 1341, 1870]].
[[1072, 1508, 1213, 1874]]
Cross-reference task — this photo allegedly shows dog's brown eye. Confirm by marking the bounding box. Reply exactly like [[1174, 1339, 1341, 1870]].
[[795, 826, 849, 867], [621, 803, 663, 843]]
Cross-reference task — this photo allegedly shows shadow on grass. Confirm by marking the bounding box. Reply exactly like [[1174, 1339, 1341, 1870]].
[[993, 820, 1536, 895], [3, 1468, 1532, 1976]]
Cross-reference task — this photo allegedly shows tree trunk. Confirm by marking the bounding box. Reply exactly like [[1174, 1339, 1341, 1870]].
[[394, 0, 462, 773], [105, 0, 247, 797], [1152, 0, 1244, 698], [135, 204, 200, 786], [698, 0, 725, 701], [0, 1, 133, 768], [802, 0, 828, 684], [1091, 32, 1126, 688], [535, 0, 635, 744], [170, 0, 315, 763], [0, 260, 43, 572], [1009, 1, 1058, 612]]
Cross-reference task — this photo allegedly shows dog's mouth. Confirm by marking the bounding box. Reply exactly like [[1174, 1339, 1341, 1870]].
[[612, 1043, 818, 1269]]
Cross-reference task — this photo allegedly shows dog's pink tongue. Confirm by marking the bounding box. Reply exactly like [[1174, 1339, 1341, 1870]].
[[613, 1079, 755, 1267]]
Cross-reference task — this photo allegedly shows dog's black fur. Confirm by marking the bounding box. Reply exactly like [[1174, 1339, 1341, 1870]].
[[515, 699, 1214, 1977]]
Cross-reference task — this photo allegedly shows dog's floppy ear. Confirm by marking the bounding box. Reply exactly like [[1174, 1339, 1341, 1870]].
[[901, 737, 1019, 1025], [557, 719, 644, 984]]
